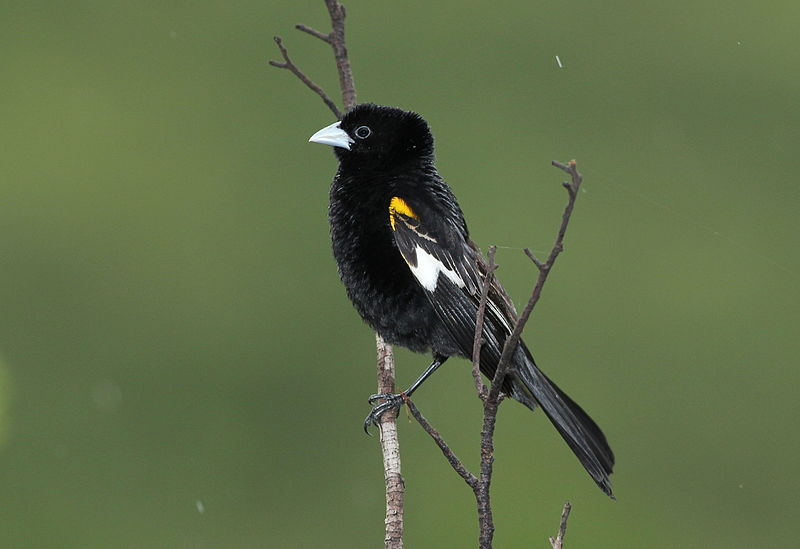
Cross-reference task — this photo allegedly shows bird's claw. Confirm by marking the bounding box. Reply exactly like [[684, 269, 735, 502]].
[[368, 392, 393, 405], [363, 393, 406, 434]]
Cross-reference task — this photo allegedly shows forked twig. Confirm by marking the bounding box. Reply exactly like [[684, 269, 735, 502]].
[[489, 160, 583, 398], [268, 36, 342, 119], [549, 502, 572, 549]]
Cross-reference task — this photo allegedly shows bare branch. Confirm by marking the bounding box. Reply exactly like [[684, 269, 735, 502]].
[[376, 335, 404, 549], [295, 23, 331, 43], [488, 160, 584, 407], [523, 247, 545, 272], [325, 0, 357, 110], [474, 160, 585, 547], [268, 35, 342, 119], [476, 406, 497, 548], [405, 398, 478, 490], [548, 502, 572, 549], [552, 159, 582, 186], [269, 0, 358, 116], [471, 245, 497, 401]]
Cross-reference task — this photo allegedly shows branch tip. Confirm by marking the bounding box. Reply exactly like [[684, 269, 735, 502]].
[[268, 30, 342, 119], [295, 23, 332, 43], [549, 502, 572, 549], [523, 248, 545, 271]]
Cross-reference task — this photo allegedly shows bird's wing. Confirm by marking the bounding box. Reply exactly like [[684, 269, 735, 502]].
[[390, 196, 615, 496], [388, 195, 515, 359], [389, 196, 479, 293]]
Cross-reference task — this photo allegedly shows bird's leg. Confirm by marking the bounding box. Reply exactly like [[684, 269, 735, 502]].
[[363, 354, 448, 433]]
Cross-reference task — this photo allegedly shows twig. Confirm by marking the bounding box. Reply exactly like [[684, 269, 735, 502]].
[[269, 1, 357, 115], [295, 23, 332, 43], [549, 502, 572, 549], [471, 245, 497, 401], [377, 335, 404, 549], [324, 0, 357, 110], [474, 160, 584, 548], [268, 36, 342, 119], [489, 160, 583, 404], [524, 248, 545, 271], [405, 398, 477, 490], [476, 409, 497, 548]]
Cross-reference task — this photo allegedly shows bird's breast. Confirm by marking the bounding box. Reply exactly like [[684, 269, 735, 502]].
[[328, 183, 436, 352]]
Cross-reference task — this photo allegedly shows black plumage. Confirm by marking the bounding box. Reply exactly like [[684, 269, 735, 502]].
[[311, 103, 615, 497]]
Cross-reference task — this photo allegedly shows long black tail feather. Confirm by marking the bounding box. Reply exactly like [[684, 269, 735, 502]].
[[509, 345, 615, 498]]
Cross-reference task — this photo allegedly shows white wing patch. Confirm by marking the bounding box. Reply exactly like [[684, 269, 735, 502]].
[[409, 246, 465, 292]]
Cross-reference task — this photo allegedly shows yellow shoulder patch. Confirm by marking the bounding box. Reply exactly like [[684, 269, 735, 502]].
[[389, 196, 418, 230]]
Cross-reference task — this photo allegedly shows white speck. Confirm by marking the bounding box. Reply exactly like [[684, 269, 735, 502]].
[[738, 484, 743, 489], [736, 41, 742, 46], [196, 500, 205, 514], [555, 55, 563, 68]]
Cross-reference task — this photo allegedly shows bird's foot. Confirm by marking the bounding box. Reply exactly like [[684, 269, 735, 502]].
[[363, 393, 406, 434]]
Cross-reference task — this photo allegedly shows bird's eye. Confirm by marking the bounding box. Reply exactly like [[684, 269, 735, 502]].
[[354, 125, 372, 139]]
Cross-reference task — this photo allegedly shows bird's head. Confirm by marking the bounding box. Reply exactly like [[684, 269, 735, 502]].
[[309, 104, 434, 170]]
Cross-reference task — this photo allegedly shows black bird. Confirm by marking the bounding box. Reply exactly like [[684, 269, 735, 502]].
[[309, 104, 615, 497]]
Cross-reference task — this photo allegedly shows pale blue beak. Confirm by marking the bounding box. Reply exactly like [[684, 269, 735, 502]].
[[308, 121, 354, 150]]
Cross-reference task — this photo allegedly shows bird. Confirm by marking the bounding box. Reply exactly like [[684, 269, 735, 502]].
[[309, 103, 615, 497]]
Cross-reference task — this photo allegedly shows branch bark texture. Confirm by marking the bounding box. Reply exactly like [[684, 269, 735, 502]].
[[377, 335, 404, 547], [549, 502, 572, 549]]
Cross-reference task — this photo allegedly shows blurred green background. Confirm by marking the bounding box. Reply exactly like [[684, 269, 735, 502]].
[[1, 1, 799, 547]]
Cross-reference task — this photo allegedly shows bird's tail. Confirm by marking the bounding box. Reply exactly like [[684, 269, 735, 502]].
[[509, 345, 615, 498]]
